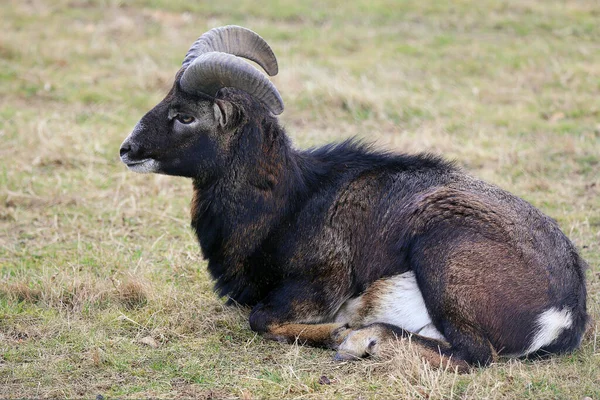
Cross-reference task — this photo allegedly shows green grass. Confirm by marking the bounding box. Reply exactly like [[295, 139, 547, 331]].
[[1, 0, 599, 398]]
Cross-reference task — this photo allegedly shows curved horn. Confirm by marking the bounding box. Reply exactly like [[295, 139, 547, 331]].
[[182, 25, 278, 76], [180, 52, 284, 115]]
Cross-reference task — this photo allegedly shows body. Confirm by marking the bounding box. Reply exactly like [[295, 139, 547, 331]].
[[189, 121, 587, 366], [120, 26, 588, 370]]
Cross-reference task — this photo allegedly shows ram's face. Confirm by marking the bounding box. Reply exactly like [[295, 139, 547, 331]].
[[119, 82, 233, 179], [119, 25, 283, 179]]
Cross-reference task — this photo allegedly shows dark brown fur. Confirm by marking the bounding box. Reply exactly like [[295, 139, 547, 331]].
[[121, 64, 588, 369]]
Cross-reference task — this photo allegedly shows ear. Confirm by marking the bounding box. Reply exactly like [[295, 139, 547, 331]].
[[213, 99, 234, 129]]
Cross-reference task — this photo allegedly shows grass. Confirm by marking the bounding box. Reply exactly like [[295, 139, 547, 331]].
[[1, 0, 599, 398]]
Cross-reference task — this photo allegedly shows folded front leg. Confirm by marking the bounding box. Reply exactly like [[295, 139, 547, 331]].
[[249, 279, 352, 348], [263, 322, 352, 348]]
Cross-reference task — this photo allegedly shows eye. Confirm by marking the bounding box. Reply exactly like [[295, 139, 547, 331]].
[[176, 114, 195, 124]]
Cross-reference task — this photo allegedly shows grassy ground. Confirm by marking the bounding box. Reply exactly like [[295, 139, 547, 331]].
[[1, 0, 599, 398]]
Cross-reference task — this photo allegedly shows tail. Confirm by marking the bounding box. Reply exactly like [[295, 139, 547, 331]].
[[526, 252, 588, 358]]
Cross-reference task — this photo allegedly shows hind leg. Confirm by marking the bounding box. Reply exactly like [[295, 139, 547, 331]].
[[439, 322, 499, 366], [334, 322, 489, 373]]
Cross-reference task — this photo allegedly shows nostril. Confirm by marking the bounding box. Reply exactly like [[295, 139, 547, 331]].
[[120, 143, 131, 157]]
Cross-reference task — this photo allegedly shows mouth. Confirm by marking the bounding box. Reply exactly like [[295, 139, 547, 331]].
[[126, 159, 148, 166], [122, 158, 159, 173]]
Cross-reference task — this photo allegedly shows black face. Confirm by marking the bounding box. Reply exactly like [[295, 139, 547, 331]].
[[120, 83, 232, 180]]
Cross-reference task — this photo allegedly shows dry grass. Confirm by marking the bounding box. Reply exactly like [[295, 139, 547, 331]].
[[1, 0, 599, 398]]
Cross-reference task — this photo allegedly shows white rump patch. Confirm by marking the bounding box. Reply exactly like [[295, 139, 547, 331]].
[[336, 271, 445, 341], [525, 307, 573, 354]]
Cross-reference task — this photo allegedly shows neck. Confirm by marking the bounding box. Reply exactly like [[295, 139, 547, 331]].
[[190, 118, 305, 303]]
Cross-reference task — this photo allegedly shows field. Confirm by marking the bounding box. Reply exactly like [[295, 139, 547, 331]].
[[1, 0, 599, 398]]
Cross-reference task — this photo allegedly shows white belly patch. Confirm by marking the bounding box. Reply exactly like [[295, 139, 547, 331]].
[[335, 271, 446, 341]]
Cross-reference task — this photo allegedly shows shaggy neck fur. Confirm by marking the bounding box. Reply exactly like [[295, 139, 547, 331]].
[[191, 112, 306, 304]]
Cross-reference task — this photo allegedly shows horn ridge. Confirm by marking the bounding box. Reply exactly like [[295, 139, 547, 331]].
[[182, 25, 278, 76], [180, 51, 284, 115]]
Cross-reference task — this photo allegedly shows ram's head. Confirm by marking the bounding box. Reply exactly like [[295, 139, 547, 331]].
[[119, 26, 284, 178]]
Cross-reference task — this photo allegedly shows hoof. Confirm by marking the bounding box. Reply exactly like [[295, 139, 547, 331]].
[[330, 324, 353, 349], [333, 351, 362, 361], [334, 329, 379, 360]]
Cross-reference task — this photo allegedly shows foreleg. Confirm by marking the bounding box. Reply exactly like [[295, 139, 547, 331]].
[[249, 280, 351, 348]]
